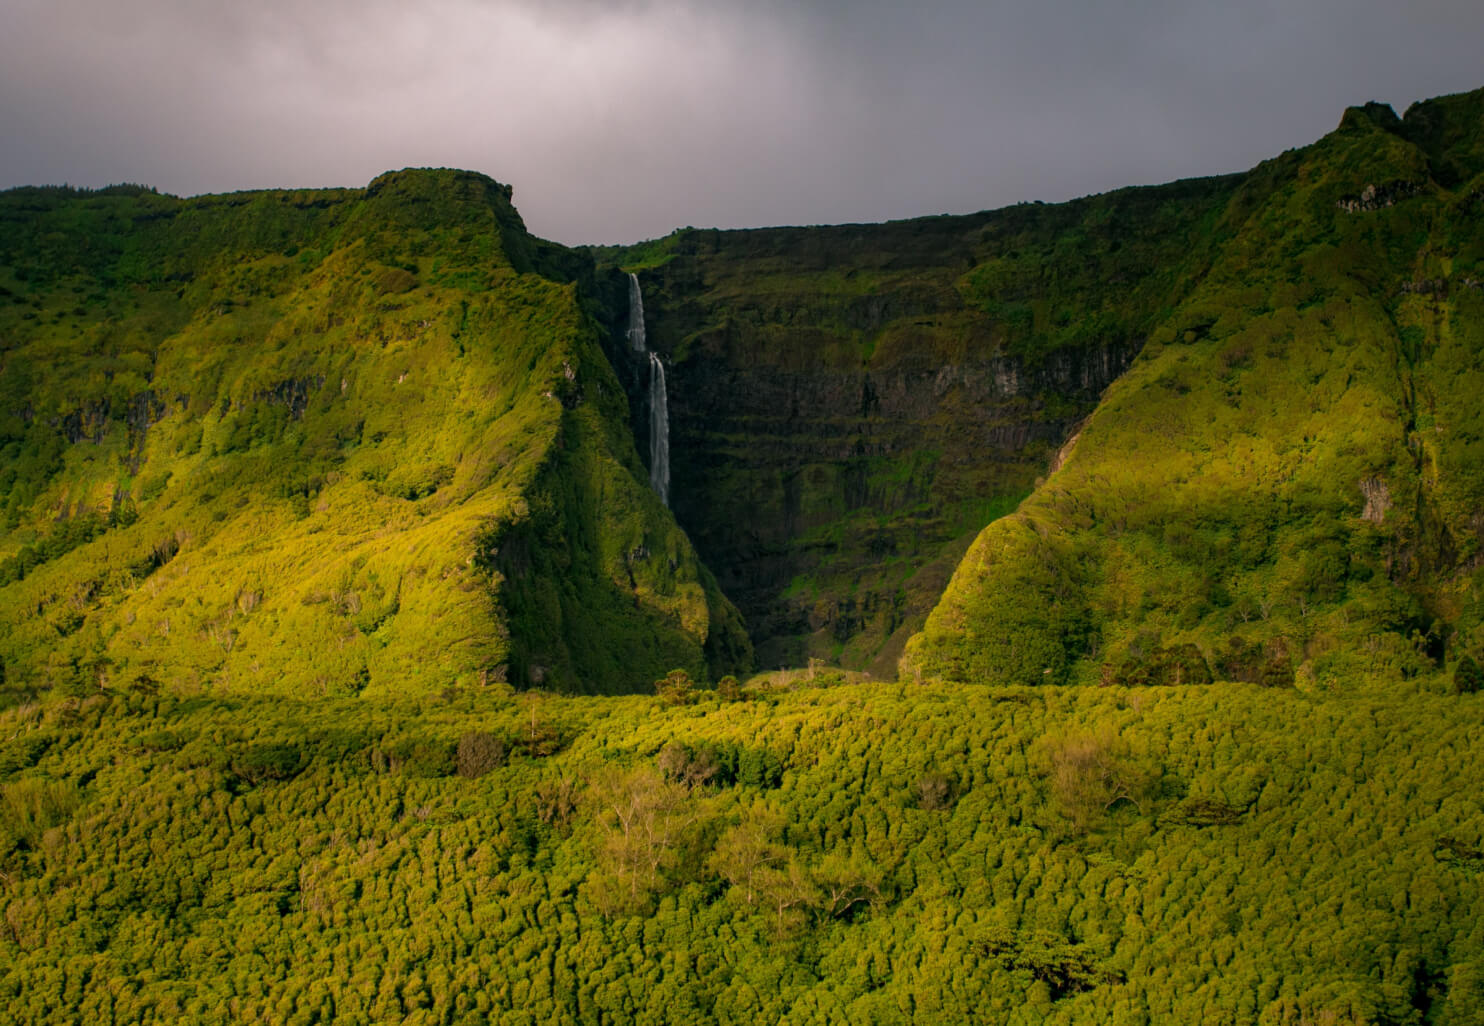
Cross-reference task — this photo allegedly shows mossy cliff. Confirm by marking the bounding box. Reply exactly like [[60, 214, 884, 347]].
[[0, 169, 748, 697], [4, 87, 1483, 700], [596, 176, 1240, 672], [907, 88, 1484, 688]]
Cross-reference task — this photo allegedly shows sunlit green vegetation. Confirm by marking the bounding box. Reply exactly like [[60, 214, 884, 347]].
[[2, 677, 1481, 1024], [0, 170, 747, 699], [909, 90, 1484, 693]]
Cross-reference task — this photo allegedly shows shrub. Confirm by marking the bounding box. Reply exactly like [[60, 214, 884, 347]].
[[0, 777, 81, 848], [1038, 727, 1157, 833], [1173, 795, 1246, 826], [915, 771, 957, 811], [372, 736, 455, 777], [133, 730, 186, 754], [456, 731, 507, 778], [535, 777, 579, 830], [656, 741, 721, 788], [1116, 642, 1213, 686], [979, 927, 1125, 1000], [231, 743, 304, 785], [735, 745, 784, 789], [654, 668, 696, 705], [1456, 655, 1483, 695], [1217, 636, 1295, 687], [0, 735, 53, 775], [1257, 647, 1296, 688]]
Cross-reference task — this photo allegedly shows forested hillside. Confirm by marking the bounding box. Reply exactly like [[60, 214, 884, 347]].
[[909, 89, 1484, 691], [0, 170, 748, 698]]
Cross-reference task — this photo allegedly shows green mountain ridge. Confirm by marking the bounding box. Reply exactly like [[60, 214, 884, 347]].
[[3, 91, 1483, 698], [907, 88, 1484, 690], [0, 168, 748, 698]]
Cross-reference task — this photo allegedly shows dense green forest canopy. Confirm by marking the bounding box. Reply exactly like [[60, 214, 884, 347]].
[[3, 678, 1483, 1024]]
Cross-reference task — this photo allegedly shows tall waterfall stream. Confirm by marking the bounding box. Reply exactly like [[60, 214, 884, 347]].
[[627, 273, 670, 506]]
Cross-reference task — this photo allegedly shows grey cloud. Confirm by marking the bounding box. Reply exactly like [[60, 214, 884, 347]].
[[1, 0, 1481, 244]]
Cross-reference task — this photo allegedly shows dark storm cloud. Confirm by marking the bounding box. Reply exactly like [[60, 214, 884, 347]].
[[2, 0, 1481, 244]]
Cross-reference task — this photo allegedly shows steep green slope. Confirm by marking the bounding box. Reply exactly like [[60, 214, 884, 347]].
[[0, 170, 748, 697], [907, 89, 1484, 688], [596, 177, 1240, 674], [3, 679, 1481, 1024]]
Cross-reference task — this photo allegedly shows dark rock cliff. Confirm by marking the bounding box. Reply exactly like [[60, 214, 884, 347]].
[[596, 176, 1241, 670]]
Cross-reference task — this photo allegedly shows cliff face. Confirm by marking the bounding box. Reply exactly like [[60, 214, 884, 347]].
[[658, 329, 1135, 675], [598, 179, 1240, 670], [0, 169, 748, 697], [9, 89, 1472, 700], [907, 87, 1484, 688]]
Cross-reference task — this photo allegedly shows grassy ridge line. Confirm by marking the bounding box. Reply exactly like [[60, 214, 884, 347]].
[[906, 88, 1484, 689], [1, 679, 1480, 1023], [0, 169, 748, 698]]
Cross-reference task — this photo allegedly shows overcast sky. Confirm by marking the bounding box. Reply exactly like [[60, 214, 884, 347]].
[[2, 0, 1481, 245]]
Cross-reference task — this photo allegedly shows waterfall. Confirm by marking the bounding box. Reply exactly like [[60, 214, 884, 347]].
[[626, 272, 646, 353], [648, 353, 670, 505], [627, 273, 670, 505]]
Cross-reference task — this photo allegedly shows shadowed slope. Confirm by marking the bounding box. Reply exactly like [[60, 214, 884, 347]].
[[597, 175, 1240, 672]]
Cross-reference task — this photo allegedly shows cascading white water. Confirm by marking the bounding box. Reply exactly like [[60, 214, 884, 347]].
[[648, 353, 670, 505], [627, 272, 646, 353], [627, 273, 670, 505]]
